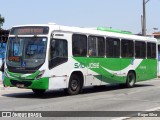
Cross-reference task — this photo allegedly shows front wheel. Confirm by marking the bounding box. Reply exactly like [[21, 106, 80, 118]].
[[126, 72, 136, 88], [67, 75, 81, 95], [32, 89, 46, 94]]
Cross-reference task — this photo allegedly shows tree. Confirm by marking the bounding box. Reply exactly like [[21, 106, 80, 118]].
[[0, 14, 5, 29]]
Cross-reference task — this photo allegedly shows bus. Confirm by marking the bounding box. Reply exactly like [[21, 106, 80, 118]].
[[97, 27, 132, 35], [3, 23, 157, 95]]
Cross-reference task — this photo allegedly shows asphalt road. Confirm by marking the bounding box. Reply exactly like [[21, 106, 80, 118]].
[[1, 79, 160, 120]]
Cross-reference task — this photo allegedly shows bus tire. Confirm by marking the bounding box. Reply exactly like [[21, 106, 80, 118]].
[[126, 72, 136, 88], [67, 74, 81, 95], [32, 89, 46, 94]]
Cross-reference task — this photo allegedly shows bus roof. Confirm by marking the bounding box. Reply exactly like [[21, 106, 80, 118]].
[[11, 23, 157, 42], [97, 27, 132, 35]]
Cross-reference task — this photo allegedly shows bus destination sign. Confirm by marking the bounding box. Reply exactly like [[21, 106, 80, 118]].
[[10, 27, 49, 35]]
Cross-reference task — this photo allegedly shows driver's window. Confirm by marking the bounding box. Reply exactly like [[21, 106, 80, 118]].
[[50, 39, 68, 60], [49, 39, 68, 69]]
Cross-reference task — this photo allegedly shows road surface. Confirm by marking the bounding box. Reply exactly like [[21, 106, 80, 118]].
[[0, 79, 160, 120]]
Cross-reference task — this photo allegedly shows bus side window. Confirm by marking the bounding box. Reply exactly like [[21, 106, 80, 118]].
[[147, 42, 156, 59], [72, 34, 87, 57], [106, 37, 120, 58], [98, 37, 105, 57], [49, 39, 68, 69], [121, 39, 134, 58], [158, 45, 160, 61], [88, 36, 105, 57], [88, 36, 97, 57], [135, 41, 146, 59]]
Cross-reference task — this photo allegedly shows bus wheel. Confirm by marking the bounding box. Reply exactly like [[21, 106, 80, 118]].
[[32, 89, 46, 94], [67, 74, 81, 95], [126, 72, 136, 88]]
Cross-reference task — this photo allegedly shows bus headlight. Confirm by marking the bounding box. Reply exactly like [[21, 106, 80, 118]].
[[36, 70, 45, 80]]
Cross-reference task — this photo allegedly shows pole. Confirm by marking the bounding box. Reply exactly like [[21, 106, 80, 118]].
[[142, 0, 150, 36], [142, 0, 146, 36], [141, 15, 143, 35]]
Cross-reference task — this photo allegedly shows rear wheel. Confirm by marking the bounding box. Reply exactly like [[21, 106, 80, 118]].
[[67, 74, 81, 95], [32, 89, 46, 94], [126, 72, 136, 88]]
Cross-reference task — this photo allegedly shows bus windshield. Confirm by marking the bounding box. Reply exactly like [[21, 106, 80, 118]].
[[6, 37, 47, 72]]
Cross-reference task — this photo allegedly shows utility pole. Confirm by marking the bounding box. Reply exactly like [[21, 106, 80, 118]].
[[142, 0, 150, 36]]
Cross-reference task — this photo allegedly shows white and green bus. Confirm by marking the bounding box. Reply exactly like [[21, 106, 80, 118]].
[[3, 23, 157, 95]]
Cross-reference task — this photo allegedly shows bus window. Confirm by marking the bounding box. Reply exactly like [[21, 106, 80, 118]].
[[121, 39, 134, 58], [106, 37, 120, 58], [27, 45, 37, 55], [147, 42, 156, 59], [72, 34, 87, 57], [158, 45, 160, 61], [49, 39, 68, 69], [25, 38, 47, 59], [88, 36, 105, 57], [135, 41, 146, 59], [8, 38, 23, 58], [88, 36, 97, 57], [97, 37, 105, 57]]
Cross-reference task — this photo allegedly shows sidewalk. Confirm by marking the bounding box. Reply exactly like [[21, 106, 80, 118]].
[[0, 80, 4, 90]]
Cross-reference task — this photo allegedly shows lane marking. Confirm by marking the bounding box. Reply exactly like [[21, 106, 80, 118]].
[[112, 117, 130, 120], [145, 107, 160, 111]]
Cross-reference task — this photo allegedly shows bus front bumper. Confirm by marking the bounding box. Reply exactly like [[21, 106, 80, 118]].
[[4, 77, 49, 90]]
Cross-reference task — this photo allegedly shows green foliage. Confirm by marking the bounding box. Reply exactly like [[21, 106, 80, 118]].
[[0, 14, 5, 28]]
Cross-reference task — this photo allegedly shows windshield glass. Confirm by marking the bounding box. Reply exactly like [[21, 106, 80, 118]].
[[6, 37, 47, 72]]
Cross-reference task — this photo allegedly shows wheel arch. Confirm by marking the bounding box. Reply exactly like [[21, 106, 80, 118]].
[[69, 71, 84, 89], [128, 70, 136, 82]]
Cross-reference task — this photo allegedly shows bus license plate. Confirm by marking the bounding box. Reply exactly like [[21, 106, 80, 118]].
[[16, 84, 24, 88]]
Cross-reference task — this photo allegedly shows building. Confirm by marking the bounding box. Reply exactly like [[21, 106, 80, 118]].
[[0, 29, 9, 80]]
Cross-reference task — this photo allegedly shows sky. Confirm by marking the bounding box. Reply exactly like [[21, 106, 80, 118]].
[[0, 0, 160, 34]]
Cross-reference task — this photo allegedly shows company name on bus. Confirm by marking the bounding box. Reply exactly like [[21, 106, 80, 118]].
[[74, 63, 99, 69]]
